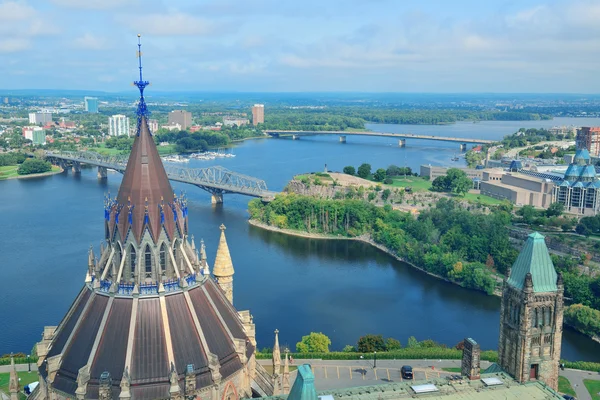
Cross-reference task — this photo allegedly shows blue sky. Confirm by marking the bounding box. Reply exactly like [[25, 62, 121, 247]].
[[1, 0, 599, 93]]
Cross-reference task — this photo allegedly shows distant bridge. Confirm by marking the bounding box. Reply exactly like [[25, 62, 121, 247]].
[[265, 130, 494, 150], [45, 151, 276, 204]]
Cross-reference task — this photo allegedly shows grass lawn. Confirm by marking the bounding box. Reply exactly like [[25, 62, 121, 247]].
[[386, 177, 432, 192], [0, 371, 38, 394], [558, 376, 577, 397], [88, 145, 125, 156], [584, 379, 600, 400], [462, 192, 503, 205], [441, 367, 461, 373], [0, 165, 19, 180]]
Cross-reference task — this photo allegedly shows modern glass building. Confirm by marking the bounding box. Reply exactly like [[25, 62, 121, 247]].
[[553, 149, 600, 215], [84, 96, 99, 113]]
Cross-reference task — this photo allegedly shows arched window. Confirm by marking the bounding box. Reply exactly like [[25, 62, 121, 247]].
[[145, 245, 152, 276], [546, 307, 552, 327], [130, 246, 136, 275], [160, 243, 167, 275], [531, 308, 537, 328]]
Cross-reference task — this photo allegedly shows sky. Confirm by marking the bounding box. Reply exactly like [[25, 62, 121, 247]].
[[1, 0, 599, 93]]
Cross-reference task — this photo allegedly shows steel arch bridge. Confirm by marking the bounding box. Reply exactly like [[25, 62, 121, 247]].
[[45, 151, 276, 203]]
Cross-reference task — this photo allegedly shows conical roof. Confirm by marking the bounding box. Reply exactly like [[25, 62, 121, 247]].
[[507, 232, 558, 293], [213, 224, 234, 277], [115, 116, 175, 242]]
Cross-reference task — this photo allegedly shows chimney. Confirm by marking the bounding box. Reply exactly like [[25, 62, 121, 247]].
[[461, 338, 481, 380]]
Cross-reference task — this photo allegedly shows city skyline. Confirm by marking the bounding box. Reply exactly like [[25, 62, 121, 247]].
[[1, 0, 600, 93]]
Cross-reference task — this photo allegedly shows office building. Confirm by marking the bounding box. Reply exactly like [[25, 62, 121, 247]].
[[108, 114, 130, 137], [223, 116, 249, 127], [84, 97, 99, 113], [252, 104, 264, 126], [553, 149, 600, 215], [22, 126, 46, 145], [576, 127, 600, 157], [168, 110, 192, 130], [148, 119, 159, 132], [29, 112, 53, 125]]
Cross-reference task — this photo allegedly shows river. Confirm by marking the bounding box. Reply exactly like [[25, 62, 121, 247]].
[[1, 117, 600, 361]]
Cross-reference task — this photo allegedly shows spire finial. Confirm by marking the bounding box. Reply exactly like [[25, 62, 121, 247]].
[[134, 34, 150, 125], [220, 223, 226, 232]]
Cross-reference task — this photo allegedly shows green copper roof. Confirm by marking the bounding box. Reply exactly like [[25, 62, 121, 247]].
[[507, 232, 558, 293], [288, 364, 318, 400]]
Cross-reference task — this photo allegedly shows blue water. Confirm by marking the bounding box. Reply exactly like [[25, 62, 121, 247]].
[[1, 117, 600, 361]]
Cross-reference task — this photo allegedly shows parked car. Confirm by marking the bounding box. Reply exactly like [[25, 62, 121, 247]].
[[401, 365, 413, 379], [562, 395, 576, 400]]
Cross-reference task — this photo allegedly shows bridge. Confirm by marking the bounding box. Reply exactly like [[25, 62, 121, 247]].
[[45, 151, 276, 204], [265, 130, 494, 150]]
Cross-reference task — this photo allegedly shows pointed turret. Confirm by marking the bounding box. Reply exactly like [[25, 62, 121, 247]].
[[272, 329, 281, 376], [9, 354, 19, 400], [283, 348, 291, 393], [200, 239, 210, 275], [213, 224, 234, 302], [507, 232, 558, 293]]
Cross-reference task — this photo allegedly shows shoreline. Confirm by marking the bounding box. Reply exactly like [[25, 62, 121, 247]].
[[248, 218, 494, 295], [0, 166, 63, 181]]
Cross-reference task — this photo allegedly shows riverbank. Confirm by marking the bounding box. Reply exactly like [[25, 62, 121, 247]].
[[248, 219, 502, 296], [0, 165, 62, 181]]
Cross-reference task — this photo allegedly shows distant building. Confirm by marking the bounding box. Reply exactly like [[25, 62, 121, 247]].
[[148, 119, 159, 132], [161, 123, 182, 131], [420, 164, 484, 181], [553, 149, 600, 215], [168, 110, 192, 130], [479, 170, 555, 208], [29, 112, 53, 125], [252, 104, 264, 126], [223, 116, 249, 127], [22, 126, 46, 145], [576, 127, 600, 157], [84, 97, 99, 113], [108, 114, 130, 137]]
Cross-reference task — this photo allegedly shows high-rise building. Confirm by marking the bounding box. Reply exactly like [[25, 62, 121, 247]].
[[252, 104, 264, 126], [576, 127, 600, 157], [498, 232, 563, 391], [108, 114, 130, 137], [22, 126, 46, 145], [28, 112, 53, 125], [148, 119, 159, 132], [168, 110, 192, 130], [84, 96, 99, 113]]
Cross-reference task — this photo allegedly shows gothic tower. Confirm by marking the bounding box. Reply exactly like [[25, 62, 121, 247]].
[[213, 224, 235, 303], [498, 232, 564, 390], [33, 36, 261, 400]]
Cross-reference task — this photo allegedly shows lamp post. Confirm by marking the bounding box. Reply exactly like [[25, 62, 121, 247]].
[[373, 351, 377, 369], [28, 354, 31, 372]]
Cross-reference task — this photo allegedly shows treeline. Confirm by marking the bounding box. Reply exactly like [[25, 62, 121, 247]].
[[501, 128, 574, 149], [259, 108, 551, 131], [0, 152, 27, 166], [249, 196, 517, 294], [155, 130, 230, 153]]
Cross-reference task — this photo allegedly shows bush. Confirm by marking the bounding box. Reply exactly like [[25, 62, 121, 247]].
[[357, 163, 371, 179], [373, 168, 387, 182], [343, 166, 355, 175], [17, 158, 51, 175], [384, 177, 393, 185]]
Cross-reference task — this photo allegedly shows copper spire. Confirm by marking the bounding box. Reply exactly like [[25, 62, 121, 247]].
[[112, 35, 177, 242]]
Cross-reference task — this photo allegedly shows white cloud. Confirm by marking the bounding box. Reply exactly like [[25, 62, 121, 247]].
[[0, 1, 36, 21], [0, 38, 30, 53], [123, 13, 224, 36], [73, 33, 110, 50], [50, 0, 139, 10]]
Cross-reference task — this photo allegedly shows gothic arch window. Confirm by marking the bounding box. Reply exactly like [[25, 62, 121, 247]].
[[546, 307, 552, 327], [145, 245, 152, 277], [160, 243, 167, 276], [130, 246, 136, 276]]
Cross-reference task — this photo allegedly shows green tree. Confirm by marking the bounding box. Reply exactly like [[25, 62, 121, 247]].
[[17, 158, 51, 175], [546, 202, 565, 217], [357, 163, 371, 179], [343, 166, 355, 175], [296, 332, 331, 353], [373, 168, 387, 182], [431, 176, 450, 192], [357, 334, 386, 352], [517, 205, 537, 224], [385, 337, 402, 351], [381, 189, 391, 201], [342, 345, 355, 352], [406, 336, 419, 349]]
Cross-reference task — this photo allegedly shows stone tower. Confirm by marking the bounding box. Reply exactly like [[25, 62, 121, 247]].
[[213, 224, 235, 303], [498, 232, 564, 390], [9, 354, 19, 400]]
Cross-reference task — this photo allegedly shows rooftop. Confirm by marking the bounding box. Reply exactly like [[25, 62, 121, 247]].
[[507, 232, 558, 293]]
